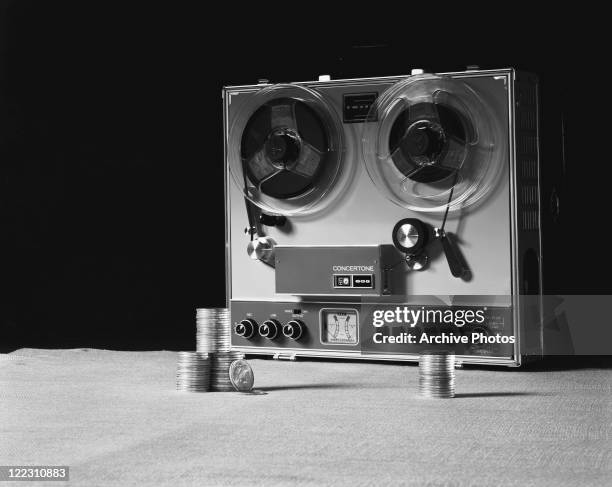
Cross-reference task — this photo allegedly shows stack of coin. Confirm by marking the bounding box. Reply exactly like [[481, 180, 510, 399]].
[[176, 352, 211, 392], [196, 308, 230, 353], [210, 351, 245, 392], [418, 351, 456, 398]]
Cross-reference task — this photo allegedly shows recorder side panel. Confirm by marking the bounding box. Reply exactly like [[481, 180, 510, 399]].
[[513, 72, 544, 358]]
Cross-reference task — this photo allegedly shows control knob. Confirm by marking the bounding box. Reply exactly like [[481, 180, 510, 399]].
[[283, 320, 304, 340], [392, 218, 430, 255], [259, 319, 280, 339], [235, 319, 257, 339]]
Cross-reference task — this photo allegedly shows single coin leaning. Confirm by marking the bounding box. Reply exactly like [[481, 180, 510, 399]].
[[229, 360, 255, 392]]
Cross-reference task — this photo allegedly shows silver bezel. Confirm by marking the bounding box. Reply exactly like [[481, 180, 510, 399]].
[[318, 307, 360, 347]]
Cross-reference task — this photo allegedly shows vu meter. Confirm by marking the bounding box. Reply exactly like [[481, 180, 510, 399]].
[[321, 309, 359, 345]]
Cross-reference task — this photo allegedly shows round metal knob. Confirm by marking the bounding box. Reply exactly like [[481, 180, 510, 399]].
[[247, 236, 276, 265], [392, 218, 430, 255], [235, 319, 257, 339], [405, 252, 429, 271], [397, 222, 420, 247], [259, 319, 280, 339], [283, 320, 304, 340]]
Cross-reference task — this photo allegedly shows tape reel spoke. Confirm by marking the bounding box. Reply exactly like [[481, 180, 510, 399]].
[[290, 142, 323, 178], [246, 147, 279, 182], [257, 168, 284, 188], [409, 95, 441, 123], [440, 134, 468, 171], [270, 101, 298, 131], [391, 145, 420, 179]]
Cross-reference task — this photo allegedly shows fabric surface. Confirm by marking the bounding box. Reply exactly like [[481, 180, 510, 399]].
[[1, 349, 610, 487]]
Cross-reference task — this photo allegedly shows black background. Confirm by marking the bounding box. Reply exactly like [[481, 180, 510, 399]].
[[0, 3, 608, 351]]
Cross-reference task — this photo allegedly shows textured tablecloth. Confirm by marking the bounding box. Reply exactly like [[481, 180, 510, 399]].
[[1, 349, 610, 486]]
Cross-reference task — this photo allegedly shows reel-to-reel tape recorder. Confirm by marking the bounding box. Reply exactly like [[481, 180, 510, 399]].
[[223, 68, 542, 366]]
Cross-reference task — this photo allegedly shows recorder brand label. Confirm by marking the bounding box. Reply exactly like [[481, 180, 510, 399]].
[[332, 265, 374, 272]]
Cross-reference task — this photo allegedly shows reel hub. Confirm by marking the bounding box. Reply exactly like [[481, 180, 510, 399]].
[[265, 128, 302, 167], [401, 120, 446, 167]]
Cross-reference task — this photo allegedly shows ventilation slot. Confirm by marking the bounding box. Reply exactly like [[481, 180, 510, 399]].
[[522, 210, 539, 230], [518, 135, 538, 155], [516, 84, 536, 106], [515, 79, 539, 232], [521, 158, 537, 179], [518, 110, 536, 131], [521, 185, 538, 206]]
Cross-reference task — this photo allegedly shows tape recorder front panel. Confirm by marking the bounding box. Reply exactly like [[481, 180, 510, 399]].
[[223, 69, 542, 366]]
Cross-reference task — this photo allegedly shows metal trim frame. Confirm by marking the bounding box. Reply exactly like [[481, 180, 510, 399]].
[[507, 69, 522, 366], [535, 77, 545, 358], [223, 88, 232, 308], [231, 346, 520, 367], [223, 68, 517, 91]]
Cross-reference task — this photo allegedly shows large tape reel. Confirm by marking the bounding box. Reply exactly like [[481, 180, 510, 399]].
[[361, 75, 504, 213], [228, 84, 346, 216]]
